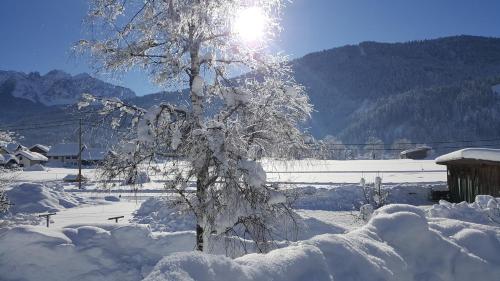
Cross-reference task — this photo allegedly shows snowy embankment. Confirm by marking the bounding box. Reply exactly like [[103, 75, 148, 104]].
[[1, 203, 499, 281]]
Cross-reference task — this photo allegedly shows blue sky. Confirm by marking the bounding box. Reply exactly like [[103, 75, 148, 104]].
[[2, 0, 500, 95]]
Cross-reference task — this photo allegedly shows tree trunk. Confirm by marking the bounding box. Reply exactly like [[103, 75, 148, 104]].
[[189, 29, 206, 251]]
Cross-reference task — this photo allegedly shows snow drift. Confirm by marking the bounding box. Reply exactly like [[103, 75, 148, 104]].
[[4, 183, 85, 214], [132, 197, 196, 232], [144, 204, 500, 281], [0, 224, 195, 281], [428, 195, 500, 226]]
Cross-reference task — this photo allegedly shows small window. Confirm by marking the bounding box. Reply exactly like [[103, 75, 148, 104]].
[[54, 156, 59, 160], [72, 156, 77, 159], [66, 156, 71, 160]]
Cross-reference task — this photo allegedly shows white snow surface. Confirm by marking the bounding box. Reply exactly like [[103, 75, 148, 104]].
[[428, 195, 500, 226], [435, 148, 500, 164], [2, 201, 500, 281], [132, 197, 196, 232], [143, 204, 500, 281], [3, 183, 86, 214], [291, 184, 437, 211]]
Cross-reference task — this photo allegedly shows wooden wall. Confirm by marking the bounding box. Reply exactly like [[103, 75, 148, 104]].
[[447, 164, 500, 203]]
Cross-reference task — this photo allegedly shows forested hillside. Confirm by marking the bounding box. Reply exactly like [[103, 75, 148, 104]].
[[293, 35, 500, 144]]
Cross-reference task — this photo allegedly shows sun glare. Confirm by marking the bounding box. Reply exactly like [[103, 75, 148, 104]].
[[233, 7, 267, 43]]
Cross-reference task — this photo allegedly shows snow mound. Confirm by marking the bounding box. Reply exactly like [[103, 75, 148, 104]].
[[4, 183, 85, 214], [132, 197, 196, 232], [23, 164, 47, 171], [144, 204, 500, 281], [0, 224, 195, 281], [428, 195, 500, 226]]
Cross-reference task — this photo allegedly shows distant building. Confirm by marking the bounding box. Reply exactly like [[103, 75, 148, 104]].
[[400, 146, 432, 160], [29, 144, 50, 156], [81, 148, 108, 166], [15, 150, 48, 168], [47, 143, 86, 166], [436, 148, 500, 202], [47, 143, 107, 166]]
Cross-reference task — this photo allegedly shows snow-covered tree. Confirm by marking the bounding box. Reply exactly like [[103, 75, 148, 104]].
[[0, 129, 14, 212], [78, 0, 312, 252]]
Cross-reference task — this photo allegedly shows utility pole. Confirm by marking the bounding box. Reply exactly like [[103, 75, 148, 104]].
[[78, 118, 82, 189]]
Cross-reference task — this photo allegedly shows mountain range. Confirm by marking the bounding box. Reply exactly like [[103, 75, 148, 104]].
[[2, 35, 500, 149]]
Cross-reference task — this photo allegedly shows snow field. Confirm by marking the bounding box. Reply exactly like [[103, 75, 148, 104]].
[[2, 172, 500, 281]]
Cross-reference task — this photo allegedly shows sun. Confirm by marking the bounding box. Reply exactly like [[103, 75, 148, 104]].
[[233, 7, 267, 43]]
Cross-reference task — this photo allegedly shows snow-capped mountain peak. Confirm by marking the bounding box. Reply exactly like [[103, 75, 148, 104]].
[[0, 70, 136, 106]]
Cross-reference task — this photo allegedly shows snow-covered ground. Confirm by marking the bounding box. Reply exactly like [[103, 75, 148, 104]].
[[7, 159, 446, 186], [2, 160, 499, 281]]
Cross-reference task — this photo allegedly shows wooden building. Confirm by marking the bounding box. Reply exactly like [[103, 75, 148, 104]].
[[436, 148, 500, 203], [400, 146, 432, 160]]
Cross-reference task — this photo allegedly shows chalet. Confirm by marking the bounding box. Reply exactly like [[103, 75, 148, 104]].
[[29, 144, 50, 156], [436, 148, 500, 203], [400, 146, 432, 160], [15, 150, 48, 168], [47, 143, 86, 166]]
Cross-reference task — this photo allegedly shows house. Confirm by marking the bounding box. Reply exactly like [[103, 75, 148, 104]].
[[435, 148, 500, 203], [400, 146, 432, 160], [81, 148, 108, 166], [0, 153, 19, 168], [47, 143, 86, 166], [29, 144, 50, 156], [15, 150, 48, 168]]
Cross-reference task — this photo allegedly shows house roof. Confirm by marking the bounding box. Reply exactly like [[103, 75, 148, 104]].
[[29, 144, 50, 153], [435, 148, 500, 165], [0, 154, 19, 164], [47, 143, 86, 157], [3, 143, 25, 154], [15, 150, 48, 161], [81, 148, 107, 161], [400, 146, 432, 155]]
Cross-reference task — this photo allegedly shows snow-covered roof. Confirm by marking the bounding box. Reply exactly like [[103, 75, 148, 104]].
[[47, 143, 86, 157], [29, 144, 50, 153], [15, 150, 48, 161], [401, 146, 432, 155], [0, 154, 19, 164], [3, 143, 25, 154], [81, 148, 107, 161], [435, 148, 500, 164]]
